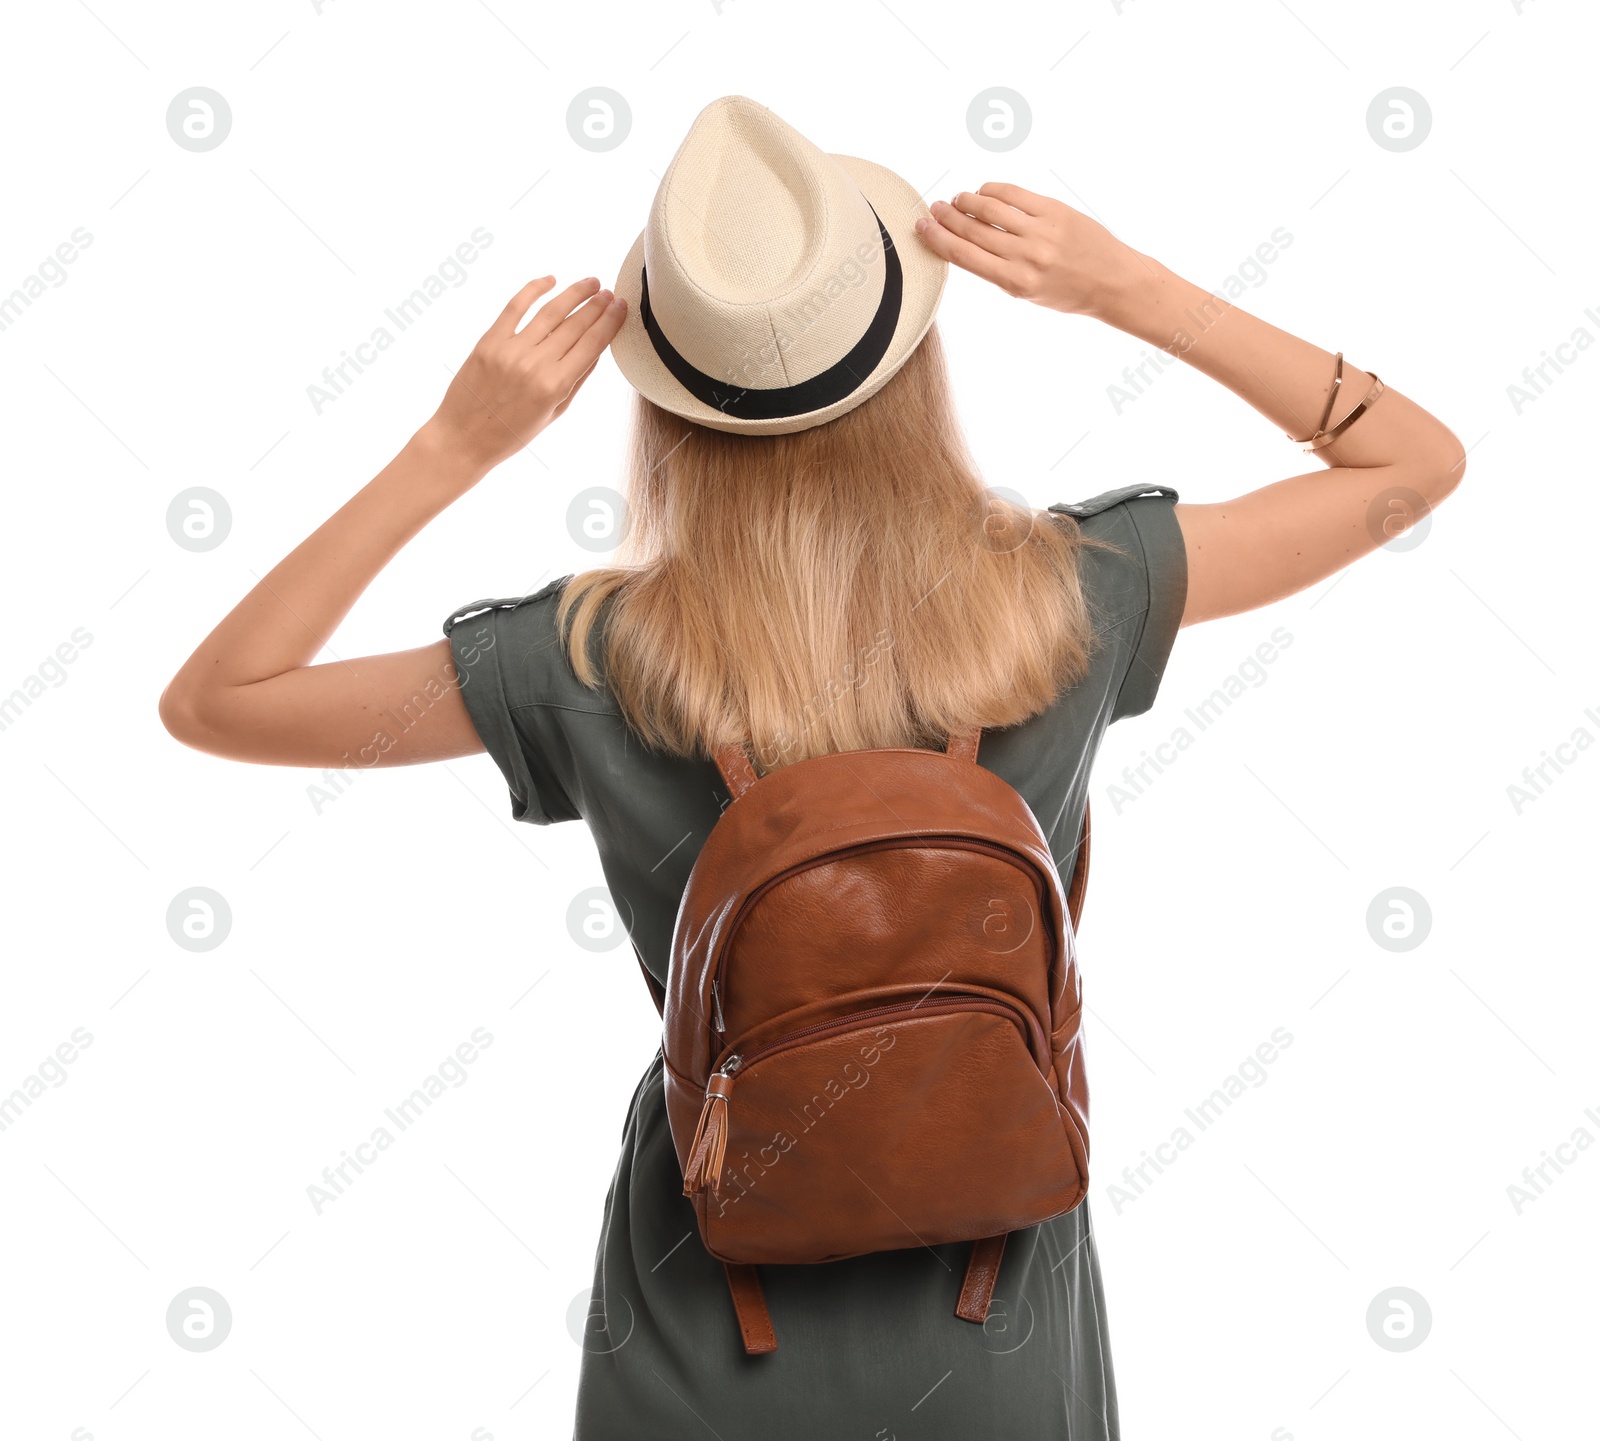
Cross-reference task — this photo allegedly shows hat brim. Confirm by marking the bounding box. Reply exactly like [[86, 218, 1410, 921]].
[[609, 153, 947, 436]]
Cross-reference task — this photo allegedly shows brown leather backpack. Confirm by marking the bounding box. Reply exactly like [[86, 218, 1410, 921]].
[[642, 728, 1091, 1355]]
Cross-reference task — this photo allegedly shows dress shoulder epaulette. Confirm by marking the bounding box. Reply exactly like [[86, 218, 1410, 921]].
[[441, 574, 574, 636], [1047, 484, 1179, 520]]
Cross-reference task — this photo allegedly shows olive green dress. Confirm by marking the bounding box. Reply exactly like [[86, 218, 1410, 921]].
[[443, 484, 1186, 1440]]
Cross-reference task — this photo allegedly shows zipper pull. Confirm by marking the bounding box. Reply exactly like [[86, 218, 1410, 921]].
[[682, 1066, 737, 1198], [710, 978, 726, 1034]]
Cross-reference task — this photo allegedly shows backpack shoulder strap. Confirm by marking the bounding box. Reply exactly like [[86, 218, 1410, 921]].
[[956, 1232, 1009, 1324], [949, 729, 1090, 929], [715, 741, 760, 799], [946, 728, 980, 764], [724, 1262, 778, 1354], [1067, 798, 1091, 931], [634, 942, 667, 1018]]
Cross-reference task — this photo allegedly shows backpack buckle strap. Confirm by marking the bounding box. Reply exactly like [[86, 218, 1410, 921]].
[[724, 1262, 778, 1354], [955, 1233, 1009, 1323]]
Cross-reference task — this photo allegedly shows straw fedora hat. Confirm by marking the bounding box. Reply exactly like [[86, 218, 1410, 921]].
[[610, 94, 947, 436]]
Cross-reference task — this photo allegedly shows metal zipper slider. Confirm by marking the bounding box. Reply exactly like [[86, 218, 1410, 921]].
[[710, 978, 725, 1034], [719, 1053, 742, 1076]]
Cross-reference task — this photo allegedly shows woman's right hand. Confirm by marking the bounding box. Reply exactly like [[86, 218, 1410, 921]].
[[914, 183, 1144, 319], [425, 274, 628, 479]]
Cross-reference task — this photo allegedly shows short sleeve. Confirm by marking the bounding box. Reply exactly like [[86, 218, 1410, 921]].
[[1049, 484, 1188, 722], [443, 579, 584, 826]]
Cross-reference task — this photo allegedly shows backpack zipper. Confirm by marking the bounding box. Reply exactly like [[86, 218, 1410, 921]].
[[707, 834, 1052, 1047]]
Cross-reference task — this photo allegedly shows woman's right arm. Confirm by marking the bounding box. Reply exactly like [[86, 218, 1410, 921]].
[[914, 184, 1466, 626], [158, 275, 628, 769]]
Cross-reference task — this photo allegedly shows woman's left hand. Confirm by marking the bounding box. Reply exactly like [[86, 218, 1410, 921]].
[[915, 184, 1141, 319], [426, 275, 628, 477]]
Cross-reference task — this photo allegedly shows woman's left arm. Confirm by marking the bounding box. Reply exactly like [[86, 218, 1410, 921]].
[[1085, 250, 1466, 627], [916, 184, 1467, 628]]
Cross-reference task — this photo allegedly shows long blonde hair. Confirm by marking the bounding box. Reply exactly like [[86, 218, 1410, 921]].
[[557, 323, 1112, 774]]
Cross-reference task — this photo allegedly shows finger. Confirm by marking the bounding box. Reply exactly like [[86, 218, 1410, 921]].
[[914, 214, 1017, 289], [552, 357, 601, 418], [977, 181, 1049, 217], [928, 200, 1022, 260], [950, 191, 1032, 239], [542, 287, 619, 359], [520, 276, 603, 343], [553, 296, 628, 382], [494, 275, 558, 337]]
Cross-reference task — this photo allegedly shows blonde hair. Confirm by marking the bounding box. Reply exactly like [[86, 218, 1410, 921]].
[[557, 323, 1113, 774]]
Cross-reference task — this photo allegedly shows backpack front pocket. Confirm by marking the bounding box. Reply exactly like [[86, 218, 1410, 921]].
[[683, 992, 1087, 1264]]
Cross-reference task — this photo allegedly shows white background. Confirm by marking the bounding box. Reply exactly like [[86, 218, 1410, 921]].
[[2, 1, 1595, 1438]]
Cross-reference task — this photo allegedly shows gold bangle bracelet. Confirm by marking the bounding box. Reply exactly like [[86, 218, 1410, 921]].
[[1287, 351, 1344, 445], [1313, 352, 1344, 437], [1306, 372, 1386, 452]]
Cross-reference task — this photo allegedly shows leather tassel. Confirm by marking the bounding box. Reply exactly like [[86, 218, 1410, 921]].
[[704, 1094, 730, 1195], [683, 1075, 734, 1197]]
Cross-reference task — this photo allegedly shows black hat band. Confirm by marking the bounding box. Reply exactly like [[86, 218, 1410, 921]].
[[639, 203, 904, 422]]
